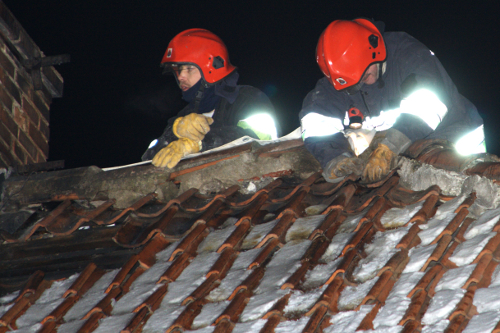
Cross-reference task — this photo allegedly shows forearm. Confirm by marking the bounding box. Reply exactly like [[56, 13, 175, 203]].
[[303, 133, 353, 169]]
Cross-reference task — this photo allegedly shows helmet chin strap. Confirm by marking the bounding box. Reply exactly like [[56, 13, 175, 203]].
[[193, 82, 206, 113], [377, 62, 387, 88]]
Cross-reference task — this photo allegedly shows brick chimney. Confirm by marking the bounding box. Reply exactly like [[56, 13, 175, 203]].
[[0, 1, 64, 168]]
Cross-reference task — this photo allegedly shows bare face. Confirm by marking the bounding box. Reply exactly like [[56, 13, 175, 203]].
[[175, 65, 202, 91], [360, 64, 379, 85]]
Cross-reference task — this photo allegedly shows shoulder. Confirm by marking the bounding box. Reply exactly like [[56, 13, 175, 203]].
[[385, 31, 435, 61], [299, 77, 348, 119], [232, 85, 274, 109], [236, 85, 269, 100]]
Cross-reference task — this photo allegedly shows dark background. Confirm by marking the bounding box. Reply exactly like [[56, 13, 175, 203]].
[[4, 1, 499, 169]]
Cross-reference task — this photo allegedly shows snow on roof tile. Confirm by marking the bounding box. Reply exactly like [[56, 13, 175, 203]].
[[5, 144, 500, 332]]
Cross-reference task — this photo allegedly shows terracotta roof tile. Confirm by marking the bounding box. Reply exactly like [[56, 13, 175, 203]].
[[445, 314, 469, 333], [449, 285, 478, 321], [386, 184, 441, 207], [15, 270, 45, 301], [159, 252, 193, 283], [401, 289, 429, 325], [302, 304, 328, 333], [257, 213, 295, 248], [170, 222, 208, 260], [408, 264, 444, 298], [249, 238, 282, 269], [5, 141, 500, 333], [217, 219, 251, 253], [465, 161, 500, 182], [78, 311, 106, 333], [41, 294, 78, 324], [422, 234, 453, 271], [259, 313, 281, 333], [356, 301, 383, 330], [397, 224, 422, 250], [321, 183, 357, 215], [441, 241, 460, 269], [401, 319, 422, 333], [455, 217, 476, 243], [379, 249, 410, 276], [342, 221, 373, 255], [121, 306, 150, 333], [357, 196, 388, 229], [83, 286, 120, 320], [464, 253, 493, 289], [0, 296, 31, 329], [346, 175, 397, 210], [474, 232, 500, 263], [182, 273, 219, 306], [207, 247, 238, 279], [38, 321, 57, 333]]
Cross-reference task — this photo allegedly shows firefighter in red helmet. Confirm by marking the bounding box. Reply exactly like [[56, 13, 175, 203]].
[[300, 19, 484, 183], [143, 29, 278, 168]]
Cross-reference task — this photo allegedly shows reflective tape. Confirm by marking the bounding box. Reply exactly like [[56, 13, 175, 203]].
[[455, 125, 486, 155], [238, 113, 278, 140], [300, 112, 344, 140], [148, 139, 158, 148], [363, 89, 448, 131], [399, 89, 447, 130]]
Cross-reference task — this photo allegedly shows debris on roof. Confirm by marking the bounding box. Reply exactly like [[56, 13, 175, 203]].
[[2, 139, 500, 332]]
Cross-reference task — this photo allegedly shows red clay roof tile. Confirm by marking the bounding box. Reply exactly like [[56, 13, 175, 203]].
[[6, 141, 500, 333], [464, 253, 493, 289], [401, 289, 429, 325], [345, 175, 399, 213], [449, 285, 477, 321], [422, 234, 453, 271], [121, 306, 150, 333], [356, 300, 382, 330], [217, 219, 251, 253], [159, 252, 193, 283], [386, 184, 441, 207], [83, 286, 120, 320], [15, 270, 44, 301], [302, 304, 328, 333], [249, 238, 282, 269], [445, 313, 469, 333], [397, 224, 422, 250]]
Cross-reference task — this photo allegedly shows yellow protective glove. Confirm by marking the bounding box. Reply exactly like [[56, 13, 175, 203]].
[[330, 157, 364, 180], [362, 143, 396, 183], [323, 155, 365, 182], [152, 138, 200, 168], [172, 113, 214, 141]]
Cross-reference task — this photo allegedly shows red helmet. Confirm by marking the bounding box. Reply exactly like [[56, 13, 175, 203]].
[[316, 19, 386, 93], [161, 28, 236, 84]]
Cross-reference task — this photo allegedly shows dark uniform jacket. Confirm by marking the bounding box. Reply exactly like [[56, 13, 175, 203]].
[[142, 85, 276, 161], [299, 31, 483, 168]]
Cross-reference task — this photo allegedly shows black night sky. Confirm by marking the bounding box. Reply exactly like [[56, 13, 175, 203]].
[[4, 1, 500, 169]]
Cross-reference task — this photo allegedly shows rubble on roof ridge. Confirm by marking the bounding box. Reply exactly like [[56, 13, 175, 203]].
[[398, 157, 500, 216]]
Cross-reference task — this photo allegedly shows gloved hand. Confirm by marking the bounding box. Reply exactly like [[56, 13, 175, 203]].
[[362, 143, 395, 183], [152, 138, 200, 168], [323, 154, 365, 182], [172, 113, 214, 141]]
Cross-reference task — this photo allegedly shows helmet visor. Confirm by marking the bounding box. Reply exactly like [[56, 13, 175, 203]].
[[161, 63, 201, 77]]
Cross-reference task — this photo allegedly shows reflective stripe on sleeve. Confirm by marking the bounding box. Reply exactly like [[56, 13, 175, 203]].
[[399, 89, 448, 130], [300, 112, 344, 140], [238, 113, 278, 140], [363, 89, 448, 131], [455, 125, 486, 155]]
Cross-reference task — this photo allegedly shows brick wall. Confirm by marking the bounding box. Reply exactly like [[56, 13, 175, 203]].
[[0, 1, 64, 168]]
